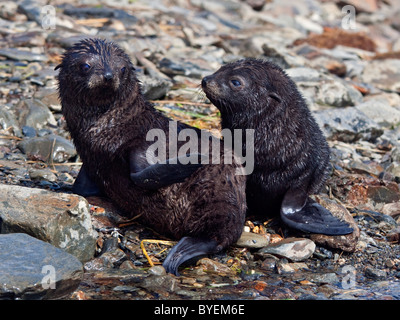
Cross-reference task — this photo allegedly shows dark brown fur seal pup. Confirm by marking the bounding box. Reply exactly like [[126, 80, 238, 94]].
[[202, 58, 353, 235], [55, 38, 246, 275]]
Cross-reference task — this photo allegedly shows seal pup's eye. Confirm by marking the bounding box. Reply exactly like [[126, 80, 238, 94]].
[[231, 79, 241, 87], [80, 63, 91, 73], [229, 77, 245, 90]]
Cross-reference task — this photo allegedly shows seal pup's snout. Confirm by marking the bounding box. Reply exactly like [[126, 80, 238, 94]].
[[201, 75, 220, 96], [201, 75, 211, 88], [104, 71, 113, 81]]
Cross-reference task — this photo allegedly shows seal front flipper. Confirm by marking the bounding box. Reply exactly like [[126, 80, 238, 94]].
[[280, 188, 353, 235], [73, 165, 103, 197], [130, 154, 207, 190], [163, 236, 219, 276]]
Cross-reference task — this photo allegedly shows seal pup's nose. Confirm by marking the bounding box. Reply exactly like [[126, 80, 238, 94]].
[[104, 72, 113, 81], [201, 76, 210, 88]]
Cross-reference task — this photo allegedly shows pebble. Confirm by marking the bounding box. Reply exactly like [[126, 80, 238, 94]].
[[0, 233, 83, 299], [235, 231, 270, 248], [28, 167, 57, 182], [257, 238, 316, 262], [148, 265, 167, 276], [197, 258, 236, 275]]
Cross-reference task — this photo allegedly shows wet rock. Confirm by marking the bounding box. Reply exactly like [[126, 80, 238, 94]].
[[235, 231, 270, 248], [140, 274, 179, 293], [0, 184, 98, 262], [365, 267, 387, 280], [0, 233, 82, 300], [18, 134, 77, 163], [197, 258, 236, 275], [313, 107, 383, 142], [148, 265, 167, 276], [253, 281, 297, 300], [276, 260, 309, 274], [0, 48, 48, 62], [14, 99, 57, 131], [98, 249, 127, 267], [0, 107, 22, 137], [310, 195, 360, 252], [22, 126, 36, 137], [28, 168, 57, 182], [139, 74, 173, 100], [257, 238, 316, 262], [260, 254, 279, 272], [307, 272, 340, 285]]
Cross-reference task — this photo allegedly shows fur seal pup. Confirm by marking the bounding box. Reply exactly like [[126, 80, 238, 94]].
[[55, 38, 246, 275], [201, 58, 353, 235]]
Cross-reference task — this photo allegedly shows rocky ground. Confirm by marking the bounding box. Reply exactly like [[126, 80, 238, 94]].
[[1, 0, 400, 300]]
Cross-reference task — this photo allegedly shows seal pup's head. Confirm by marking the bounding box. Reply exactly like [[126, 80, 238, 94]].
[[201, 58, 301, 120], [56, 38, 136, 106]]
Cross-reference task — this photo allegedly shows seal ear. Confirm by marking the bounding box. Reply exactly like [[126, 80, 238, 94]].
[[268, 92, 281, 104]]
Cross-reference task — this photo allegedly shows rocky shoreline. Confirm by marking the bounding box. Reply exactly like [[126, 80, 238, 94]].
[[0, 0, 400, 300]]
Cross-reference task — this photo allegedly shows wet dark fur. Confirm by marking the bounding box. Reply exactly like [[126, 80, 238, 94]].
[[56, 39, 246, 252], [202, 58, 330, 217]]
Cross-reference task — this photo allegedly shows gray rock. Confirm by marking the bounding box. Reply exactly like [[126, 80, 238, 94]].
[[141, 274, 179, 293], [257, 238, 316, 262], [28, 168, 57, 182], [148, 265, 167, 276], [0, 184, 98, 262], [0, 233, 82, 299], [15, 98, 57, 131], [315, 79, 363, 108], [0, 106, 22, 137], [365, 267, 387, 280], [286, 67, 322, 82], [18, 134, 77, 163], [0, 48, 48, 62], [361, 59, 400, 93], [313, 107, 383, 142], [139, 74, 173, 100], [17, 0, 43, 25], [355, 98, 400, 127], [287, 68, 362, 109], [307, 272, 339, 285]]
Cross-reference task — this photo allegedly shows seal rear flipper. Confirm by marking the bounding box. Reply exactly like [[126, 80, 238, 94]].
[[130, 154, 207, 190], [162, 236, 219, 276], [280, 189, 353, 235], [73, 165, 103, 197]]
